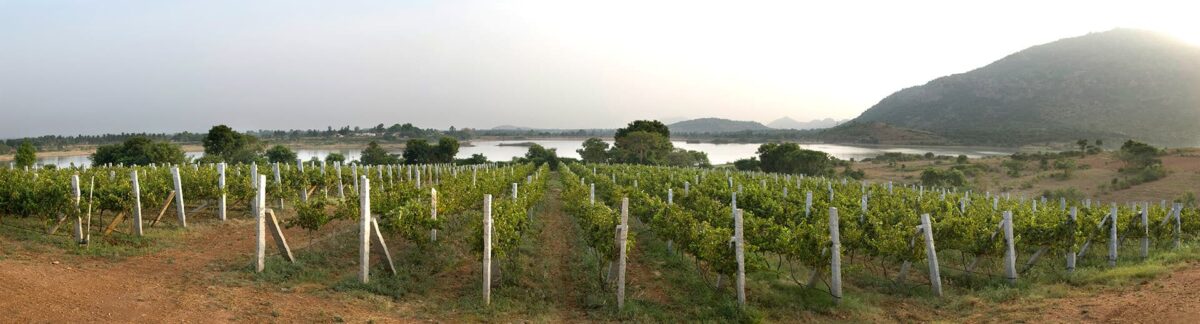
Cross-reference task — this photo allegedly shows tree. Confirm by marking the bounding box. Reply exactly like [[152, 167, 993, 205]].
[[1117, 140, 1161, 170], [612, 131, 673, 165], [14, 140, 36, 168], [666, 149, 710, 168], [1077, 139, 1089, 152], [956, 154, 969, 164], [523, 144, 559, 170], [733, 158, 761, 171], [266, 145, 297, 163], [1001, 159, 1025, 177], [91, 137, 187, 166], [401, 139, 433, 164], [458, 153, 488, 165], [755, 143, 835, 176], [325, 153, 346, 163], [201, 125, 262, 163], [614, 120, 670, 140], [610, 120, 674, 165], [433, 137, 460, 163], [921, 168, 967, 187], [362, 141, 399, 165], [577, 138, 611, 163]]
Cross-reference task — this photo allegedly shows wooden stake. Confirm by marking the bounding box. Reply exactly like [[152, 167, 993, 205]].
[[150, 191, 176, 227], [102, 212, 126, 236]]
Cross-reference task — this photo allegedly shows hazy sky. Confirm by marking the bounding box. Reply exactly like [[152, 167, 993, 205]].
[[2, 0, 1198, 138]]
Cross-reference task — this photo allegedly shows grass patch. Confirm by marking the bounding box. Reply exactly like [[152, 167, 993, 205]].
[[0, 215, 183, 260]]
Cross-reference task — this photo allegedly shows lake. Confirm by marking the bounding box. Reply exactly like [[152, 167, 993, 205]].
[[22, 140, 1017, 167]]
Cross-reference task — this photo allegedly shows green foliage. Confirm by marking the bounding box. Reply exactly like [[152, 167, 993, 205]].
[[755, 143, 835, 176], [522, 144, 560, 170], [361, 141, 399, 165], [265, 145, 297, 163], [457, 153, 488, 165], [919, 168, 966, 187], [1001, 159, 1025, 177], [665, 149, 710, 168], [202, 125, 263, 163], [1052, 159, 1077, 180], [14, 140, 36, 168], [91, 136, 188, 166], [956, 154, 969, 164], [1042, 188, 1086, 202], [401, 139, 432, 164], [434, 137, 460, 162], [401, 137, 458, 164], [733, 158, 760, 171], [614, 120, 670, 140], [576, 137, 610, 163], [324, 152, 346, 163], [611, 131, 673, 165], [1117, 140, 1162, 170]]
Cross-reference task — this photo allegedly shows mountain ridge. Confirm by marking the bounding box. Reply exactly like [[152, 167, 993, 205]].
[[851, 28, 1200, 147]]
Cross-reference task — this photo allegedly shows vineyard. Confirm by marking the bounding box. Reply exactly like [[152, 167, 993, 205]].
[[560, 163, 1200, 314], [2, 160, 1200, 321]]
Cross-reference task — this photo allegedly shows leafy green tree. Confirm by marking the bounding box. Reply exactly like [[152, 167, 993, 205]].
[[434, 137, 460, 163], [956, 154, 969, 164], [1077, 139, 1089, 152], [266, 145, 297, 164], [1117, 140, 1161, 170], [612, 131, 673, 165], [666, 149, 710, 168], [325, 152, 346, 163], [14, 140, 36, 168], [523, 144, 559, 170], [755, 143, 835, 176], [458, 153, 488, 165], [1001, 159, 1025, 177], [362, 141, 399, 165], [920, 168, 967, 187], [401, 139, 433, 164], [614, 120, 669, 140], [577, 137, 611, 163], [733, 157, 761, 171], [201, 125, 262, 164], [91, 137, 187, 166]]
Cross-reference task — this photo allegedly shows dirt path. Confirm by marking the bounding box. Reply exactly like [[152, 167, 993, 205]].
[[529, 174, 589, 319], [0, 217, 401, 323]]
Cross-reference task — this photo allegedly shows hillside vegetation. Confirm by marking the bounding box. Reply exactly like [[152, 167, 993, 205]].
[[853, 29, 1200, 147]]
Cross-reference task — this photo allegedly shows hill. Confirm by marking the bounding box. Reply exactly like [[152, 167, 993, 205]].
[[767, 117, 844, 130], [852, 29, 1200, 147], [667, 118, 773, 133], [817, 121, 950, 145]]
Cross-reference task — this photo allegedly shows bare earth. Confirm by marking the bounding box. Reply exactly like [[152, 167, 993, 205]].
[[963, 261, 1200, 323], [0, 219, 403, 323]]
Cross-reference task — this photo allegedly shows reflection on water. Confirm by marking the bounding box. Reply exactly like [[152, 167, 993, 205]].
[[27, 140, 1017, 167]]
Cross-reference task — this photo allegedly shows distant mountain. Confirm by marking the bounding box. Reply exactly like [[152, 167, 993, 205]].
[[851, 29, 1200, 147], [767, 117, 844, 130], [668, 118, 773, 133]]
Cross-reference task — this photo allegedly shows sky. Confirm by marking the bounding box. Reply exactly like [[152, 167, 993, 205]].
[[2, 0, 1198, 138]]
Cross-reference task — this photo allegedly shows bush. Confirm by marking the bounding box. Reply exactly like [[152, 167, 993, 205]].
[[920, 168, 967, 187]]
